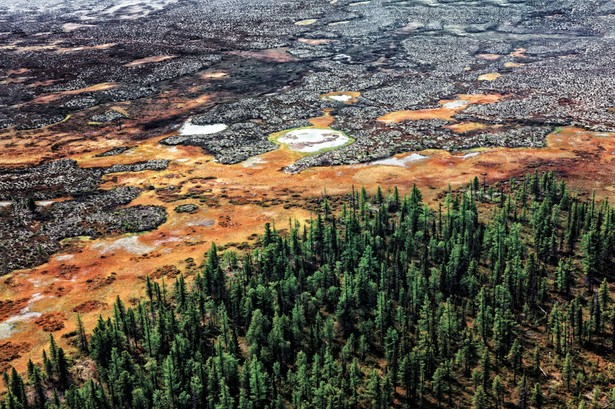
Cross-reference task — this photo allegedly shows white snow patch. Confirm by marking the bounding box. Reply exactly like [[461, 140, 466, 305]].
[[179, 121, 228, 136], [93, 235, 155, 255], [372, 153, 427, 167], [277, 128, 351, 153], [295, 19, 317, 26], [326, 94, 352, 102], [442, 100, 470, 109]]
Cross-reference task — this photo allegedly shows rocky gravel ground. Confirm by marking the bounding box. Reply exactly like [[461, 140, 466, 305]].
[[0, 159, 169, 274], [2, 0, 614, 159], [0, 159, 169, 200]]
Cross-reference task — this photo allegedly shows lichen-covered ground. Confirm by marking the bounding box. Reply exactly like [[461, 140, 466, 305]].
[[1, 0, 615, 376]]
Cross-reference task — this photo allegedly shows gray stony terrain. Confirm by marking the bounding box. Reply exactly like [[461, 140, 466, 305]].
[[1, 0, 615, 170], [0, 159, 169, 274]]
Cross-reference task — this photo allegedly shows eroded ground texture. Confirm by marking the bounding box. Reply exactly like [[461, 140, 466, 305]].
[[1, 0, 615, 374]]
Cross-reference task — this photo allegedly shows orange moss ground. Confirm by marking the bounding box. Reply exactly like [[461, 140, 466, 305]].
[[0, 115, 614, 378], [30, 82, 118, 104], [477, 73, 501, 81], [308, 109, 336, 127], [377, 93, 503, 123], [0, 92, 216, 168]]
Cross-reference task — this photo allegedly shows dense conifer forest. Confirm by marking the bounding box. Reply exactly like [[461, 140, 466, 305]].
[[2, 172, 614, 408]]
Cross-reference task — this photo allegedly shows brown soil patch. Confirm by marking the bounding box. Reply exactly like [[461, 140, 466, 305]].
[[0, 342, 30, 373], [149, 265, 181, 280], [34, 312, 66, 332], [0, 298, 29, 322], [72, 301, 109, 313], [85, 273, 117, 290]]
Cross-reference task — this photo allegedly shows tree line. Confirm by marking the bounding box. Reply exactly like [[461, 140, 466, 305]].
[[2, 171, 614, 408]]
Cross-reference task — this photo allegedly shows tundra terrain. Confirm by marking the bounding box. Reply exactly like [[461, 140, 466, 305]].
[[0, 0, 614, 395]]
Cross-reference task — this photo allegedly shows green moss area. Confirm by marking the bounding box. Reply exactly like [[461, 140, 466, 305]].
[[268, 126, 355, 156], [3, 172, 615, 409]]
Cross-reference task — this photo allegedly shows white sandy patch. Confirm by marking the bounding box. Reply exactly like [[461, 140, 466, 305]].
[[400, 21, 425, 32], [295, 19, 317, 26], [179, 121, 228, 136], [35, 200, 55, 207], [442, 100, 470, 109], [372, 153, 427, 167], [62, 23, 94, 32], [277, 128, 351, 153], [55, 254, 74, 262], [187, 219, 215, 227], [153, 236, 182, 247], [0, 293, 46, 339], [93, 235, 155, 255], [201, 72, 228, 79], [242, 157, 267, 168], [460, 152, 480, 159], [102, 0, 177, 16]]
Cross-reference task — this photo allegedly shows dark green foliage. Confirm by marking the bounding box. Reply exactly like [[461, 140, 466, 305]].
[[2, 173, 614, 408]]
